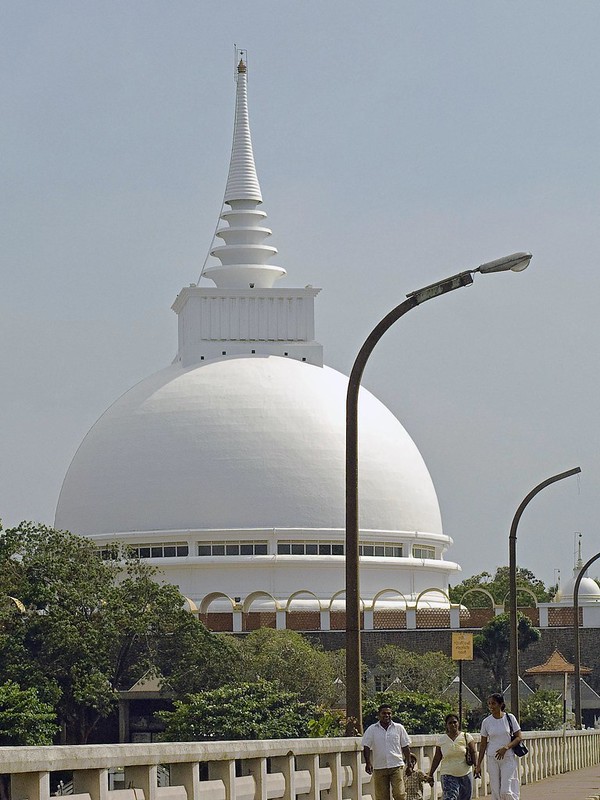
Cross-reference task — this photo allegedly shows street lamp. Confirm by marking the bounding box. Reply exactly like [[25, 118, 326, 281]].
[[574, 550, 600, 729], [508, 467, 581, 720], [345, 251, 532, 735]]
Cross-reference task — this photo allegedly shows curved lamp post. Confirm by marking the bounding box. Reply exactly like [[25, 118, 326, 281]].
[[508, 467, 581, 720], [574, 550, 600, 728], [345, 251, 532, 734]]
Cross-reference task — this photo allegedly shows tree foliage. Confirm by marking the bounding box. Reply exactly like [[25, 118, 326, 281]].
[[306, 706, 346, 737], [519, 690, 563, 731], [237, 629, 339, 704], [473, 612, 540, 688], [449, 567, 554, 608], [0, 680, 57, 745], [158, 680, 316, 741], [363, 691, 454, 734], [373, 646, 456, 694], [0, 522, 237, 743]]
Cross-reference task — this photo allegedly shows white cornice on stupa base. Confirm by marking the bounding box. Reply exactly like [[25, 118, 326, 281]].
[[172, 285, 321, 311], [87, 526, 454, 547], [172, 285, 323, 367]]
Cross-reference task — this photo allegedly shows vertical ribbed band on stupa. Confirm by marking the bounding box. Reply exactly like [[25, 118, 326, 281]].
[[224, 59, 262, 203]]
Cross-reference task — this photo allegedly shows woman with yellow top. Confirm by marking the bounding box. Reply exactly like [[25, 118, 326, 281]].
[[427, 713, 476, 800]]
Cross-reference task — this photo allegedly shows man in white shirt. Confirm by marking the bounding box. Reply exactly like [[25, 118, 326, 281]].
[[362, 704, 412, 800]]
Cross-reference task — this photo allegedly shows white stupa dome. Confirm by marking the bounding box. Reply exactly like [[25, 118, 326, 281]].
[[55, 356, 442, 537], [553, 535, 600, 604], [555, 572, 600, 604], [554, 564, 600, 605]]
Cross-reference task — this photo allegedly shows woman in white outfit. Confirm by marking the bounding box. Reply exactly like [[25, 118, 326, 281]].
[[474, 693, 522, 800]]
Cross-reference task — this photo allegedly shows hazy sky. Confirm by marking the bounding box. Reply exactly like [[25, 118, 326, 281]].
[[2, 1, 599, 587]]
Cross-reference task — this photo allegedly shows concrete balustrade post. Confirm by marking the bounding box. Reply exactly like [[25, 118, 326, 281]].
[[73, 768, 110, 800], [209, 760, 237, 800], [242, 758, 268, 800], [480, 754, 489, 799], [296, 754, 319, 800], [327, 752, 344, 800], [270, 754, 296, 800], [124, 764, 158, 800], [10, 772, 50, 800], [170, 762, 201, 800], [340, 751, 362, 800]]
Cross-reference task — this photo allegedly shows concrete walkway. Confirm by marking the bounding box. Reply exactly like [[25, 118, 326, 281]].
[[520, 763, 600, 800]]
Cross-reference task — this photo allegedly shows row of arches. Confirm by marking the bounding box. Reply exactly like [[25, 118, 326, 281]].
[[182, 585, 543, 615], [186, 587, 455, 615], [177, 586, 564, 633], [460, 587, 540, 607]]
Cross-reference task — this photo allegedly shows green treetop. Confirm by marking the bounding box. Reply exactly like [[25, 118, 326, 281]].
[[450, 566, 555, 608]]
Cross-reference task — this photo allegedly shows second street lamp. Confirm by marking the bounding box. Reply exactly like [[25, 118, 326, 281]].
[[508, 467, 581, 721], [574, 551, 600, 728], [345, 251, 532, 735]]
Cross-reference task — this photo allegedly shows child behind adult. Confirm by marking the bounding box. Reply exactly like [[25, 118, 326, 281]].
[[405, 753, 433, 800]]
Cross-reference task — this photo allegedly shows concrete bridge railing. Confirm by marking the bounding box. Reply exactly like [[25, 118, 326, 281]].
[[2, 730, 600, 800]]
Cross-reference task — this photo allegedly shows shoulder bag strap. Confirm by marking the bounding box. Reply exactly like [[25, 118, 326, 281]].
[[506, 713, 514, 737]]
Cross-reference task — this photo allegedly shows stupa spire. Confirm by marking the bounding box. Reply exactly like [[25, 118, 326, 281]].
[[204, 52, 286, 289], [223, 56, 262, 203], [574, 532, 583, 575]]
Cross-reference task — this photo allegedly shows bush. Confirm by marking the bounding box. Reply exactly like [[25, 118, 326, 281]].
[[158, 680, 316, 741], [363, 691, 454, 734], [238, 629, 338, 704], [372, 646, 456, 695], [519, 690, 562, 731], [307, 706, 346, 737], [465, 705, 487, 732], [0, 680, 57, 745]]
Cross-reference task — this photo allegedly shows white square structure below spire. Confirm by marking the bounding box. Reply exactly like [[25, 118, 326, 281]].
[[172, 285, 323, 367]]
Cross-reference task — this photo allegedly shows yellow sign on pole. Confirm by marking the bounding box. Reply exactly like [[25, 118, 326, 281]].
[[452, 632, 474, 661]]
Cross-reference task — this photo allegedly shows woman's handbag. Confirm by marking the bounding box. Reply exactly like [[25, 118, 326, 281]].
[[507, 713, 528, 757], [464, 733, 475, 765]]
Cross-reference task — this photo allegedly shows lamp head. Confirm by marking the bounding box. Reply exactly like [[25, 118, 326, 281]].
[[476, 252, 532, 274]]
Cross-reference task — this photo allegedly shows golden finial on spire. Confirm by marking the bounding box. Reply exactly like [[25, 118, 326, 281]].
[[237, 58, 247, 74]]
